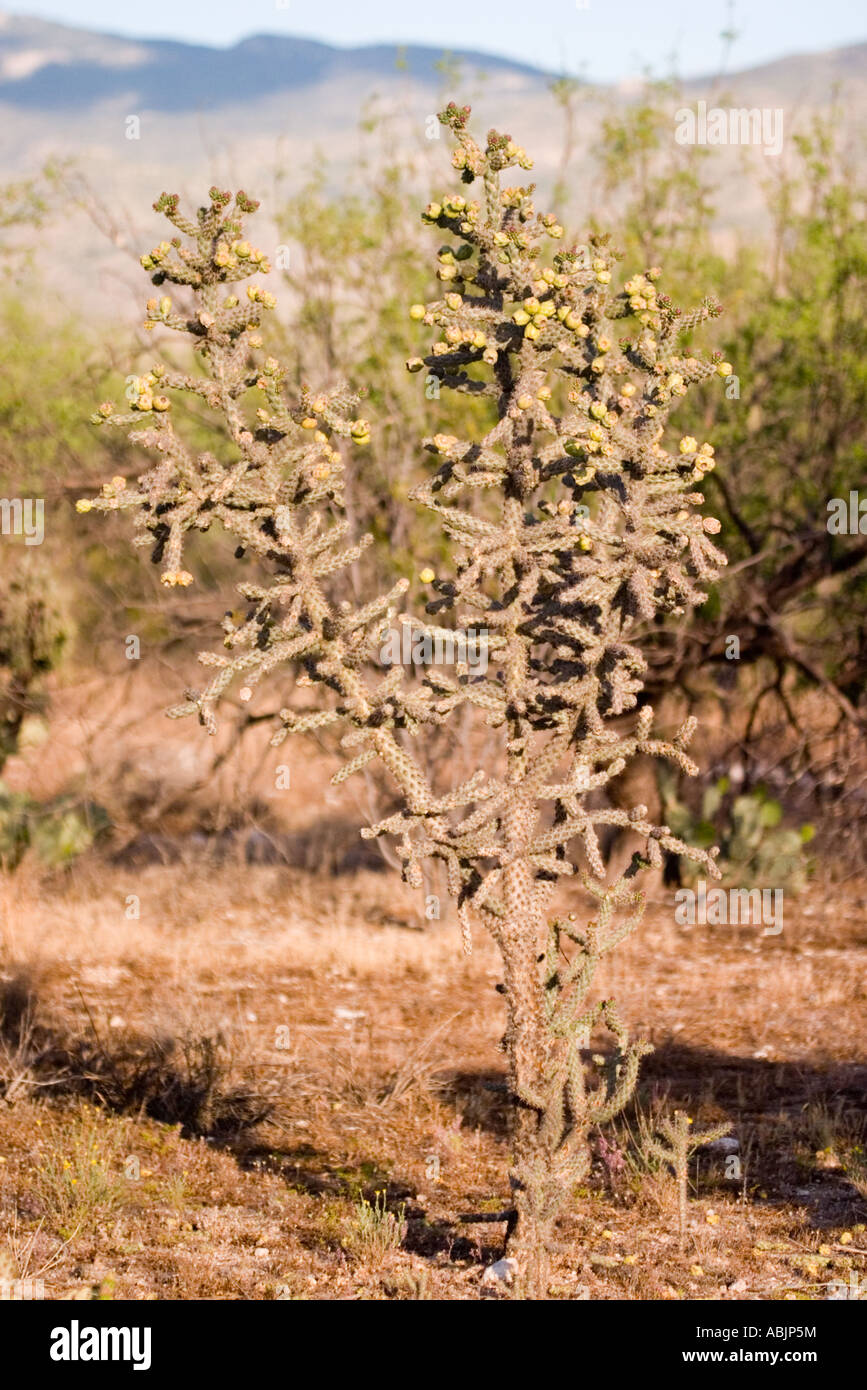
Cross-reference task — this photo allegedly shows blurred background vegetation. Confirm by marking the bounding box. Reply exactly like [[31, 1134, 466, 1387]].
[[1, 76, 865, 883]]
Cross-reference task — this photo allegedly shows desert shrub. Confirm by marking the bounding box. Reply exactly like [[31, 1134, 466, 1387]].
[[344, 1190, 407, 1268], [598, 90, 867, 816], [0, 549, 111, 872], [659, 774, 814, 890], [32, 1103, 129, 1235], [0, 785, 109, 870], [0, 561, 68, 772], [82, 104, 731, 1295]]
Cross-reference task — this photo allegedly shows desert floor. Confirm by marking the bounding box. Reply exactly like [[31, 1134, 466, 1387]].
[[1, 848, 865, 1301]]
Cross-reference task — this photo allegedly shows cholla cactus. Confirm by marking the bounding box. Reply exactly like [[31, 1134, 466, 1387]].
[[0, 561, 67, 771], [645, 1110, 731, 1250], [84, 109, 729, 1297]]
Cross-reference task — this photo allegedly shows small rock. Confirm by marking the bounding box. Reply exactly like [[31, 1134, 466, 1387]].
[[703, 1137, 740, 1156], [481, 1257, 518, 1287], [254, 1247, 270, 1260], [728, 1277, 748, 1292], [109, 1015, 125, 1029]]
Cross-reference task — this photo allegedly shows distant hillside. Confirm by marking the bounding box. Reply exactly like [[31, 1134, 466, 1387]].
[[0, 13, 548, 110], [0, 12, 863, 317]]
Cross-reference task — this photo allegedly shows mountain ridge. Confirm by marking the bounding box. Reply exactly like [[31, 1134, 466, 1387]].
[[0, 11, 864, 113], [0, 13, 548, 111]]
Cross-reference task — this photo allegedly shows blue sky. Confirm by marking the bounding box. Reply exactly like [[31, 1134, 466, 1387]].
[[7, 0, 866, 80]]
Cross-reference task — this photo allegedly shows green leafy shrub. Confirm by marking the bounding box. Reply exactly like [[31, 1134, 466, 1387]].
[[660, 772, 814, 890], [0, 783, 109, 870]]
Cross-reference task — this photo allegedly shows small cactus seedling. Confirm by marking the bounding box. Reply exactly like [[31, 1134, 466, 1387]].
[[83, 107, 730, 1296], [645, 1110, 732, 1251]]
